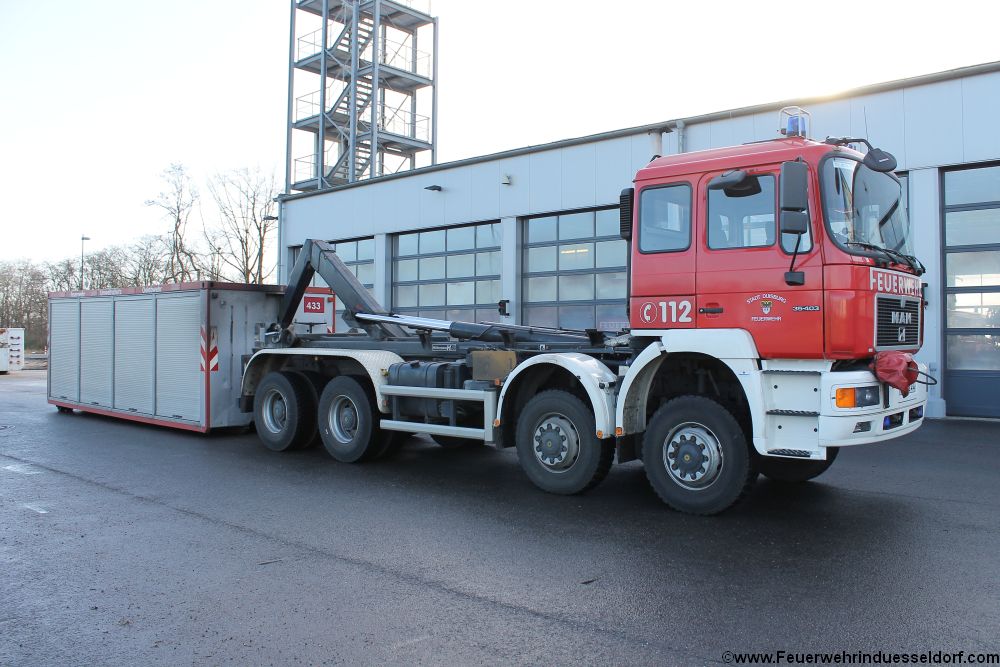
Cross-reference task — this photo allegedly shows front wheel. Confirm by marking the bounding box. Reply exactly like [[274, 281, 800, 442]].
[[758, 447, 839, 482], [515, 390, 614, 495], [642, 395, 755, 515]]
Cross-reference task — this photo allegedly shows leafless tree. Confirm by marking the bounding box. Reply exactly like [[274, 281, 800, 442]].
[[206, 168, 279, 284], [46, 258, 79, 293], [122, 235, 170, 286], [146, 164, 201, 282], [0, 260, 50, 349]]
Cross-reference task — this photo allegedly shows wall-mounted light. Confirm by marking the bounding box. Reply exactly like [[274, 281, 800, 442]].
[[501, 174, 512, 186], [424, 184, 442, 191]]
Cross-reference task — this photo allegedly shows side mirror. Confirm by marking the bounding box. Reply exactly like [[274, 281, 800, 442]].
[[708, 170, 748, 191], [619, 188, 634, 240], [780, 210, 809, 235], [779, 160, 809, 212], [862, 148, 897, 173]]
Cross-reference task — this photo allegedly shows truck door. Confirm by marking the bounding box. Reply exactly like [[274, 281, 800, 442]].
[[695, 165, 824, 358], [629, 181, 697, 330]]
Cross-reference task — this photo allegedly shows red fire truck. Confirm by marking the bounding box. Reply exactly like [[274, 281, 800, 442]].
[[50, 110, 930, 514]]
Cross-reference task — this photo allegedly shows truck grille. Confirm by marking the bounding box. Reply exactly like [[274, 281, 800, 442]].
[[875, 296, 921, 350]]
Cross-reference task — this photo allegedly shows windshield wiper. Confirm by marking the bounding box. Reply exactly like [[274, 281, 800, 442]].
[[845, 241, 923, 275]]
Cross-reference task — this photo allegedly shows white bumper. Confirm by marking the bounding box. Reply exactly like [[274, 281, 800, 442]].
[[816, 363, 929, 447]]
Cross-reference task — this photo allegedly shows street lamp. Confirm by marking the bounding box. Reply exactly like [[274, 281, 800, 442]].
[[80, 235, 91, 290]]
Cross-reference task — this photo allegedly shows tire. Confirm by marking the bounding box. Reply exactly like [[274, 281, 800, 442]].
[[317, 376, 381, 463], [515, 390, 614, 495], [253, 371, 317, 452], [431, 434, 476, 449], [56, 406, 73, 414], [292, 371, 327, 449], [642, 395, 755, 515], [758, 447, 839, 483]]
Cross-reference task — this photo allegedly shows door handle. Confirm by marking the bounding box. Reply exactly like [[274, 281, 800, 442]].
[[699, 307, 724, 314]]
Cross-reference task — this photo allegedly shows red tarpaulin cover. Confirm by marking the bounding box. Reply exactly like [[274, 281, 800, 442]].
[[870, 351, 919, 396]]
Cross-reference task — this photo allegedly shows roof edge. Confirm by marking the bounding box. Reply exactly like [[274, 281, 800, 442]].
[[280, 59, 1000, 203]]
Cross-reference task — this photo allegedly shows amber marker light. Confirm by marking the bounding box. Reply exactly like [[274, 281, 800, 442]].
[[835, 387, 856, 408]]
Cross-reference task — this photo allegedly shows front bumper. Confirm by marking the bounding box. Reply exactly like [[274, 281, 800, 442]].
[[818, 363, 928, 447]]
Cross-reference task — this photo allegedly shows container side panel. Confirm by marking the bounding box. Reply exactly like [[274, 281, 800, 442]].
[[208, 290, 274, 428], [155, 294, 203, 423], [48, 301, 80, 401], [114, 298, 155, 414], [80, 300, 114, 407]]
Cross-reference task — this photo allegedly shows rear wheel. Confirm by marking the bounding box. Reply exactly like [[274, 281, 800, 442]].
[[758, 447, 839, 482], [291, 371, 326, 449], [515, 390, 614, 495], [253, 371, 317, 452], [56, 406, 73, 414], [642, 395, 755, 515], [318, 376, 381, 463]]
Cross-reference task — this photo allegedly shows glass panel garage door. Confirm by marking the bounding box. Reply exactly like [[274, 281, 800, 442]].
[[943, 165, 1000, 417], [392, 222, 502, 322], [330, 238, 376, 332], [522, 208, 629, 331]]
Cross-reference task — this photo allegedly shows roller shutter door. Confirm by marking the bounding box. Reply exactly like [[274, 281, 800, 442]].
[[49, 300, 80, 401], [155, 294, 202, 422], [114, 298, 154, 414], [80, 299, 114, 407]]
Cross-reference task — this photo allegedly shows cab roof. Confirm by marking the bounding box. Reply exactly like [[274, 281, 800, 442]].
[[635, 137, 842, 183]]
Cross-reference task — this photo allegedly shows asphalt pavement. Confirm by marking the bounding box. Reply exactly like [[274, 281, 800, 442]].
[[1, 370, 998, 665]]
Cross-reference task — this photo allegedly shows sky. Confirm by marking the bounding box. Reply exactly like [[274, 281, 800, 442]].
[[0, 0, 998, 263]]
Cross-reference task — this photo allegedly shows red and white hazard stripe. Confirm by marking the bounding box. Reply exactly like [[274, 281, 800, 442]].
[[200, 327, 219, 372]]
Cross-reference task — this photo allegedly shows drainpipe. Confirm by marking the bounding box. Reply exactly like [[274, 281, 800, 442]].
[[648, 130, 663, 160], [675, 119, 686, 154]]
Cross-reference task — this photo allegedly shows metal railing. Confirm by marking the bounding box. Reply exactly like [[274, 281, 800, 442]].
[[295, 30, 431, 78], [293, 146, 341, 184], [380, 37, 432, 78], [295, 89, 325, 121], [296, 88, 428, 143], [380, 105, 430, 142]]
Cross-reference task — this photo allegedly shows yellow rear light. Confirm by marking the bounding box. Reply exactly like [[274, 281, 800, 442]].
[[835, 387, 856, 408]]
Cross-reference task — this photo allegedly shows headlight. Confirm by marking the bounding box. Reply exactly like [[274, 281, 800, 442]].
[[835, 385, 881, 408]]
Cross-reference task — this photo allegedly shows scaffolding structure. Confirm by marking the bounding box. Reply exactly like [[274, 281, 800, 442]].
[[286, 0, 437, 192]]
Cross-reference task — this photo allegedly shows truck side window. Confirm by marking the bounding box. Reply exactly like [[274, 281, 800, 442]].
[[707, 175, 775, 249], [639, 184, 692, 253]]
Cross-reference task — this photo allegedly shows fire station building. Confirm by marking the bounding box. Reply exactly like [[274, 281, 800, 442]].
[[278, 61, 1000, 419]]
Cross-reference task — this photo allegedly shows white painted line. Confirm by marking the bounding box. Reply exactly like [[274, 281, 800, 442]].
[[3, 464, 43, 475], [21, 503, 48, 514]]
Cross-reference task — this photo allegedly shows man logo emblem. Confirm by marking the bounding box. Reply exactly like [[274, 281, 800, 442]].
[[898, 327, 907, 343], [761, 299, 773, 315]]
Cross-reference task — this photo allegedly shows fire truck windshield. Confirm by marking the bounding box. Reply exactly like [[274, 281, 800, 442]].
[[822, 156, 915, 259]]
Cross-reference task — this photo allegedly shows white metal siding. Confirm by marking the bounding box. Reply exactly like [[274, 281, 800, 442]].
[[155, 295, 202, 422], [114, 298, 154, 414], [80, 299, 114, 407], [49, 300, 80, 401]]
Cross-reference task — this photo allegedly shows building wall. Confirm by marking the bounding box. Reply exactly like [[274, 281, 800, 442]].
[[281, 67, 1000, 418]]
